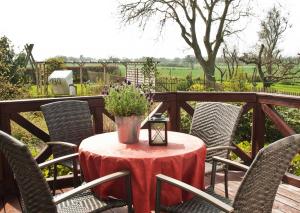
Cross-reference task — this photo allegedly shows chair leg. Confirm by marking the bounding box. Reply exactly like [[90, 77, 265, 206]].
[[125, 174, 133, 213], [224, 166, 229, 198], [155, 179, 162, 213], [72, 159, 79, 187], [211, 160, 217, 190], [53, 163, 57, 195]]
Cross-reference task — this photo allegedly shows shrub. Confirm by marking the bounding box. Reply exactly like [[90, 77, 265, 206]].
[[189, 83, 204, 91], [176, 73, 193, 91], [180, 109, 192, 133], [290, 154, 300, 176], [0, 76, 26, 100], [222, 73, 251, 92]]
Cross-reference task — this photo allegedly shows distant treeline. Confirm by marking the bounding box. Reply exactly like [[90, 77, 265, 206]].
[[55, 55, 300, 68]]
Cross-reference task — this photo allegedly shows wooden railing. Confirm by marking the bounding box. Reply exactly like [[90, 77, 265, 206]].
[[0, 92, 300, 194]]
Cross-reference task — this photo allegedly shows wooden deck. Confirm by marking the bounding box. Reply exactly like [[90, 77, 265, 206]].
[[1, 171, 300, 212]]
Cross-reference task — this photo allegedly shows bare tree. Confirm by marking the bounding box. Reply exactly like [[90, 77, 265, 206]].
[[240, 7, 299, 88], [216, 44, 239, 83], [119, 0, 250, 86], [184, 55, 196, 70]]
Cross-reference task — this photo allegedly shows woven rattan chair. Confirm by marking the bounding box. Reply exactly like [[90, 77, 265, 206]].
[[0, 131, 133, 213], [155, 134, 300, 213], [41, 100, 94, 192], [190, 102, 243, 197]]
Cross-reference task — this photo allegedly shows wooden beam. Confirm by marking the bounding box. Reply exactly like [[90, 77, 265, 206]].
[[231, 144, 252, 165], [91, 107, 104, 134], [103, 109, 115, 122], [140, 102, 168, 129], [258, 93, 300, 108], [282, 172, 300, 187], [34, 145, 52, 164], [10, 113, 50, 142], [180, 101, 194, 116], [251, 103, 265, 159], [167, 93, 180, 131], [0, 96, 104, 113], [261, 104, 296, 137], [241, 103, 254, 115], [0, 108, 13, 193]]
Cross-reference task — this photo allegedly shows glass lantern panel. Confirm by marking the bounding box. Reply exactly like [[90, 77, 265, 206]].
[[151, 122, 166, 144]]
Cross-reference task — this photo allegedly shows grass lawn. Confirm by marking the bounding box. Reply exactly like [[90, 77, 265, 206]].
[[117, 64, 256, 80], [154, 64, 255, 80], [271, 83, 300, 93]]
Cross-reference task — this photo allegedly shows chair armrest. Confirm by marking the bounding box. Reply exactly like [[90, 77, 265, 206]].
[[46, 141, 78, 151], [53, 170, 130, 204], [212, 156, 249, 171], [156, 174, 234, 213], [207, 146, 236, 152], [38, 153, 79, 169]]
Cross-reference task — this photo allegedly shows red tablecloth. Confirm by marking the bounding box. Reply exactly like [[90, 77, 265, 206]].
[[79, 130, 206, 213]]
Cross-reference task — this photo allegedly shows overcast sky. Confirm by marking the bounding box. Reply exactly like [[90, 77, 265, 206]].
[[1, 0, 300, 60]]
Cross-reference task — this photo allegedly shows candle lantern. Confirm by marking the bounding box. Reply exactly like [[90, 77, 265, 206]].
[[148, 113, 169, 146]]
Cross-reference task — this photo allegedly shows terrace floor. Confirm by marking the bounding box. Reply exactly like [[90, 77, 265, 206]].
[[1, 171, 300, 213]]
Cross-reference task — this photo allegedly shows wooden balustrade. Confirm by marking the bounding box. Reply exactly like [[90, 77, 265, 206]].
[[0, 92, 300, 195]]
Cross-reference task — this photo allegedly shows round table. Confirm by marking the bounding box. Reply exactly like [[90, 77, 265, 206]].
[[79, 130, 206, 213]]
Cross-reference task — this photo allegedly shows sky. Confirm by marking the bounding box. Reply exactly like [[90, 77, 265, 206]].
[[0, 0, 300, 61]]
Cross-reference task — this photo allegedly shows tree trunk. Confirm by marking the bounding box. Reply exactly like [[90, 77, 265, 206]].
[[195, 53, 216, 88], [202, 63, 216, 88]]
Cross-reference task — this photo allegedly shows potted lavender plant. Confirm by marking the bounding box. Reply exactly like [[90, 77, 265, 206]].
[[105, 84, 148, 144]]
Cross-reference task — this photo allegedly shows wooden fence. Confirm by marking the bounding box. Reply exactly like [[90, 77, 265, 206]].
[[0, 92, 300, 196]]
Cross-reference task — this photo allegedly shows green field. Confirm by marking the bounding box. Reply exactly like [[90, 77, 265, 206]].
[[156, 64, 255, 80], [271, 83, 300, 93], [118, 64, 256, 80]]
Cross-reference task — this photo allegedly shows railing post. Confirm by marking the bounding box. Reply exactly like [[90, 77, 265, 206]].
[[167, 93, 180, 132], [92, 107, 104, 134], [91, 98, 104, 134], [251, 103, 265, 159], [0, 105, 15, 196]]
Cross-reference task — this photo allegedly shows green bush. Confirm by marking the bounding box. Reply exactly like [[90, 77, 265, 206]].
[[189, 83, 204, 91], [222, 73, 251, 92], [0, 76, 27, 100], [176, 73, 193, 91], [180, 110, 192, 133], [290, 154, 300, 176]]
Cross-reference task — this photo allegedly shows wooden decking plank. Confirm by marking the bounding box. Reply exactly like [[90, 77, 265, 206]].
[[1, 171, 300, 212], [207, 171, 300, 213], [276, 184, 300, 203], [273, 200, 300, 213], [281, 183, 300, 193], [275, 194, 300, 210]]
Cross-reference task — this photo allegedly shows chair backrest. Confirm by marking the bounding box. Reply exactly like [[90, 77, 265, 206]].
[[0, 131, 56, 213], [233, 134, 300, 213], [41, 100, 94, 158], [190, 102, 242, 162]]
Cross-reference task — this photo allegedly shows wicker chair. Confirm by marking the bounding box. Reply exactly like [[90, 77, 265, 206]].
[[190, 102, 243, 197], [0, 130, 133, 213], [41, 100, 94, 192], [155, 134, 300, 213]]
